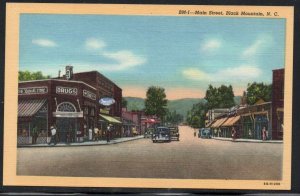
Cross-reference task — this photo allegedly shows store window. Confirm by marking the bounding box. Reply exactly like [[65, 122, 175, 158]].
[[57, 102, 76, 112]]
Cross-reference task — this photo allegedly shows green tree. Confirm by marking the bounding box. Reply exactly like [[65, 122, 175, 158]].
[[122, 97, 128, 108], [165, 110, 183, 125], [144, 86, 168, 120], [19, 70, 50, 81], [186, 102, 207, 128], [204, 84, 235, 109], [246, 82, 272, 105], [190, 116, 200, 129]]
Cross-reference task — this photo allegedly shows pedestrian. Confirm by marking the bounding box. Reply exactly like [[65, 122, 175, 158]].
[[94, 127, 99, 141], [89, 127, 93, 141], [32, 126, 38, 144], [48, 126, 57, 145], [262, 127, 267, 141], [107, 124, 112, 142], [194, 130, 196, 137], [248, 129, 252, 139], [231, 127, 236, 141]]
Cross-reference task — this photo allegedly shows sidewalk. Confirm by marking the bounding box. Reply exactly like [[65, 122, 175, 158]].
[[18, 135, 145, 148], [212, 137, 283, 143]]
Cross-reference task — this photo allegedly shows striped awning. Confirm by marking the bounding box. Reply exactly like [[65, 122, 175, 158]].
[[18, 99, 47, 117], [222, 116, 240, 127], [211, 118, 227, 128]]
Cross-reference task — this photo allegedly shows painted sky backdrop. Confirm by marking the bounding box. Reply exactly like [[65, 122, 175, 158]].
[[20, 14, 285, 99]]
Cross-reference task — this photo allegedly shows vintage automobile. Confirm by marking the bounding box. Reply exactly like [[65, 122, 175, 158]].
[[144, 128, 154, 138], [169, 126, 180, 141], [152, 126, 171, 143], [198, 128, 212, 139]]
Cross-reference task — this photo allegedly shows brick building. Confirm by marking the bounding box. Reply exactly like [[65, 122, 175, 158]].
[[272, 68, 284, 140], [17, 66, 122, 145]]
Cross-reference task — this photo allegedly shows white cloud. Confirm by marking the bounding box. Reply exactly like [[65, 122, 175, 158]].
[[85, 38, 106, 50], [182, 68, 211, 81], [242, 35, 273, 57], [100, 50, 147, 71], [222, 65, 262, 79], [32, 39, 57, 47], [201, 39, 222, 52], [182, 65, 262, 82]]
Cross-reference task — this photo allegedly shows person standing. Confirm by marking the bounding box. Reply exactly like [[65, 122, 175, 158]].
[[106, 124, 112, 142], [32, 126, 38, 144], [48, 126, 57, 145], [231, 127, 236, 141], [94, 127, 99, 141], [89, 127, 93, 141], [262, 127, 267, 141]]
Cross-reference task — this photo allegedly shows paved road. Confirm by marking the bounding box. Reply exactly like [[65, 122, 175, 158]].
[[17, 126, 282, 180]]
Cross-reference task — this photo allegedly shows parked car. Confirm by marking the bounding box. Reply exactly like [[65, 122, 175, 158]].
[[169, 126, 180, 141], [152, 127, 171, 143], [198, 128, 212, 139], [144, 128, 154, 138]]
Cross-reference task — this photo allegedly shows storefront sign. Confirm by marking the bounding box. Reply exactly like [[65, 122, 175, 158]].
[[100, 108, 110, 114], [99, 97, 115, 106], [56, 86, 78, 95], [18, 86, 48, 95], [83, 89, 96, 100]]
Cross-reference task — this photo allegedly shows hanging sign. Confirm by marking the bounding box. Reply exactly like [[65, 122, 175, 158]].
[[99, 97, 115, 106]]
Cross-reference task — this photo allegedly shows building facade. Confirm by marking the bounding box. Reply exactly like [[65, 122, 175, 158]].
[[18, 67, 122, 145]]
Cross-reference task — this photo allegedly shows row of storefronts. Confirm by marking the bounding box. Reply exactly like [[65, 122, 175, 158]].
[[206, 68, 284, 140], [209, 102, 275, 140]]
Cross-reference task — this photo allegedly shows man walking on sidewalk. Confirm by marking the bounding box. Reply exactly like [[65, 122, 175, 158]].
[[49, 126, 57, 145]]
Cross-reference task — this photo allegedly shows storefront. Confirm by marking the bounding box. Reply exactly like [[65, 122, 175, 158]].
[[18, 79, 97, 144]]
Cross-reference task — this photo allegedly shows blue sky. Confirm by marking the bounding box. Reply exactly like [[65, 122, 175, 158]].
[[20, 14, 285, 99]]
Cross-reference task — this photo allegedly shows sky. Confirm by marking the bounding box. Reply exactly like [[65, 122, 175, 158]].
[[20, 14, 286, 100]]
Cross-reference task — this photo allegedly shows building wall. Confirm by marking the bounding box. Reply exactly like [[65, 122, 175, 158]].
[[73, 71, 122, 117], [272, 68, 284, 140]]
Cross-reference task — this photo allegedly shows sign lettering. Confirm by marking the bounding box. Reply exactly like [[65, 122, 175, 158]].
[[56, 86, 78, 95], [18, 87, 48, 95], [83, 90, 96, 100]]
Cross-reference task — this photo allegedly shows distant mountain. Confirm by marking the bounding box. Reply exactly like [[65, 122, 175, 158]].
[[167, 98, 205, 118], [124, 97, 204, 119], [124, 96, 242, 120]]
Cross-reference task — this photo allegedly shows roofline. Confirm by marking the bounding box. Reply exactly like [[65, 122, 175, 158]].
[[73, 71, 122, 89], [19, 79, 97, 90]]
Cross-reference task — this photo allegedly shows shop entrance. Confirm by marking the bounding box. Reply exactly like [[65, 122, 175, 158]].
[[56, 118, 79, 143], [254, 114, 268, 140]]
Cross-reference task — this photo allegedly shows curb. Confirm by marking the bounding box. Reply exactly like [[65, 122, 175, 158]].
[[212, 137, 283, 143], [18, 136, 145, 148]]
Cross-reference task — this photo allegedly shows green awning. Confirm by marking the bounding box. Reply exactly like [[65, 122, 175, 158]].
[[100, 114, 122, 124]]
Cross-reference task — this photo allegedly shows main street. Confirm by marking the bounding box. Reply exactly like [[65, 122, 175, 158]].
[[17, 126, 282, 180]]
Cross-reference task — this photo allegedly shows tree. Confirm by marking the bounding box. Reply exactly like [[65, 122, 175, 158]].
[[144, 86, 168, 120], [204, 84, 235, 109], [190, 116, 201, 129], [186, 101, 207, 128], [122, 98, 128, 108], [19, 70, 51, 81], [165, 110, 184, 125], [246, 82, 272, 105]]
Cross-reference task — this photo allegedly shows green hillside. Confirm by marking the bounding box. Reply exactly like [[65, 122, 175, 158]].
[[124, 96, 242, 120]]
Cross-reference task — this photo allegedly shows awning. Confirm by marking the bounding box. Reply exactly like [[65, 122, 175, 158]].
[[18, 99, 47, 117], [211, 118, 227, 128], [100, 114, 122, 124], [222, 116, 240, 127], [206, 120, 215, 128]]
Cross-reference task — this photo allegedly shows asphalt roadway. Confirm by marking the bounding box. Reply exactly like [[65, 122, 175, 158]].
[[17, 126, 282, 180]]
